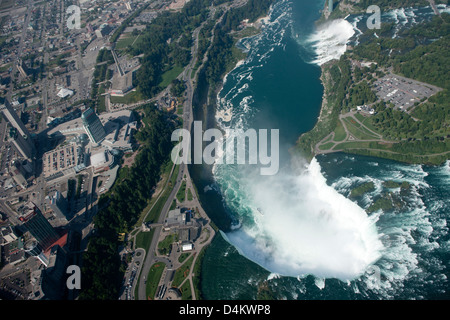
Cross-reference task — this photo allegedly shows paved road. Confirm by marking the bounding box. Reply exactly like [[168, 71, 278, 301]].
[[131, 0, 248, 300], [134, 6, 223, 300], [136, 163, 187, 300]]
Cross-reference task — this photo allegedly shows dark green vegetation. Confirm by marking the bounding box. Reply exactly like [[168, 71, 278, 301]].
[[176, 179, 187, 203], [353, 14, 450, 161], [295, 57, 352, 160], [347, 179, 413, 214], [297, 11, 450, 165], [79, 105, 177, 299], [170, 79, 187, 98], [350, 181, 375, 198], [130, 0, 220, 98]]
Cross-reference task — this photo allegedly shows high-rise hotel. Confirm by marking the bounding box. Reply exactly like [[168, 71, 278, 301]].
[[81, 107, 106, 145]]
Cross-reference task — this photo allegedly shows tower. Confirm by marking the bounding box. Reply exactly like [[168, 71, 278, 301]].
[[22, 209, 60, 251], [81, 107, 106, 144], [0, 99, 36, 160]]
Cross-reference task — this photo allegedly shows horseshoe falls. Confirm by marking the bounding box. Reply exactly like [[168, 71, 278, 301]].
[[198, 0, 450, 300]]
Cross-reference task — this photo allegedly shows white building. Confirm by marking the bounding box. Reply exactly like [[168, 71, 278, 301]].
[[181, 243, 193, 252], [57, 88, 74, 99], [91, 150, 114, 173]]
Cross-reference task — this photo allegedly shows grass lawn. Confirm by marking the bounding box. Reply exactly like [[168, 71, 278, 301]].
[[180, 280, 192, 300], [116, 34, 139, 49], [359, 114, 381, 135], [343, 117, 379, 140], [333, 120, 347, 142], [172, 255, 194, 288], [178, 252, 191, 263], [110, 90, 144, 105], [97, 85, 106, 113], [318, 142, 335, 151], [170, 199, 177, 210], [158, 233, 177, 256], [146, 263, 165, 299], [337, 141, 392, 151], [176, 180, 187, 203], [187, 188, 193, 201], [354, 112, 367, 123], [159, 65, 184, 88], [135, 229, 155, 250]]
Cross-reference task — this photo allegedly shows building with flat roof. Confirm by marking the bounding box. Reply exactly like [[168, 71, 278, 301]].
[[109, 70, 135, 97], [47, 191, 69, 221], [42, 141, 88, 180], [181, 243, 193, 252], [1, 226, 18, 245], [91, 150, 115, 173], [57, 88, 74, 99], [1, 99, 32, 142]]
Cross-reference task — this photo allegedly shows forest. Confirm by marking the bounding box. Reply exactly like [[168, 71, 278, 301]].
[[359, 14, 450, 147], [130, 0, 215, 98]]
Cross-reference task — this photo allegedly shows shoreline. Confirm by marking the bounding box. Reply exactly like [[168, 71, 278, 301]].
[[189, 6, 276, 300]]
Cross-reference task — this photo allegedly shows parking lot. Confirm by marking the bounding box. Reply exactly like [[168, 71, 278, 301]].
[[373, 74, 442, 111]]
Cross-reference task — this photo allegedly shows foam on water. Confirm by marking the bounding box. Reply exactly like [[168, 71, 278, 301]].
[[326, 156, 450, 298], [220, 158, 384, 282]]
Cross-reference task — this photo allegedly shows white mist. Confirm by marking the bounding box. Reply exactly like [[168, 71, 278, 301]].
[[222, 158, 384, 282]]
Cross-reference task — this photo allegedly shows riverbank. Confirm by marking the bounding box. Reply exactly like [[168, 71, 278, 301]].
[[188, 0, 277, 299]]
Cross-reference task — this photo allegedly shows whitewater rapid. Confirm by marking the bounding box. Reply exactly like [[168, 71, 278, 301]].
[[305, 19, 355, 66]]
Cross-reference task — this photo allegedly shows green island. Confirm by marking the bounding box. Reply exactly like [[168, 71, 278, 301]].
[[295, 0, 450, 166], [348, 179, 412, 213]]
